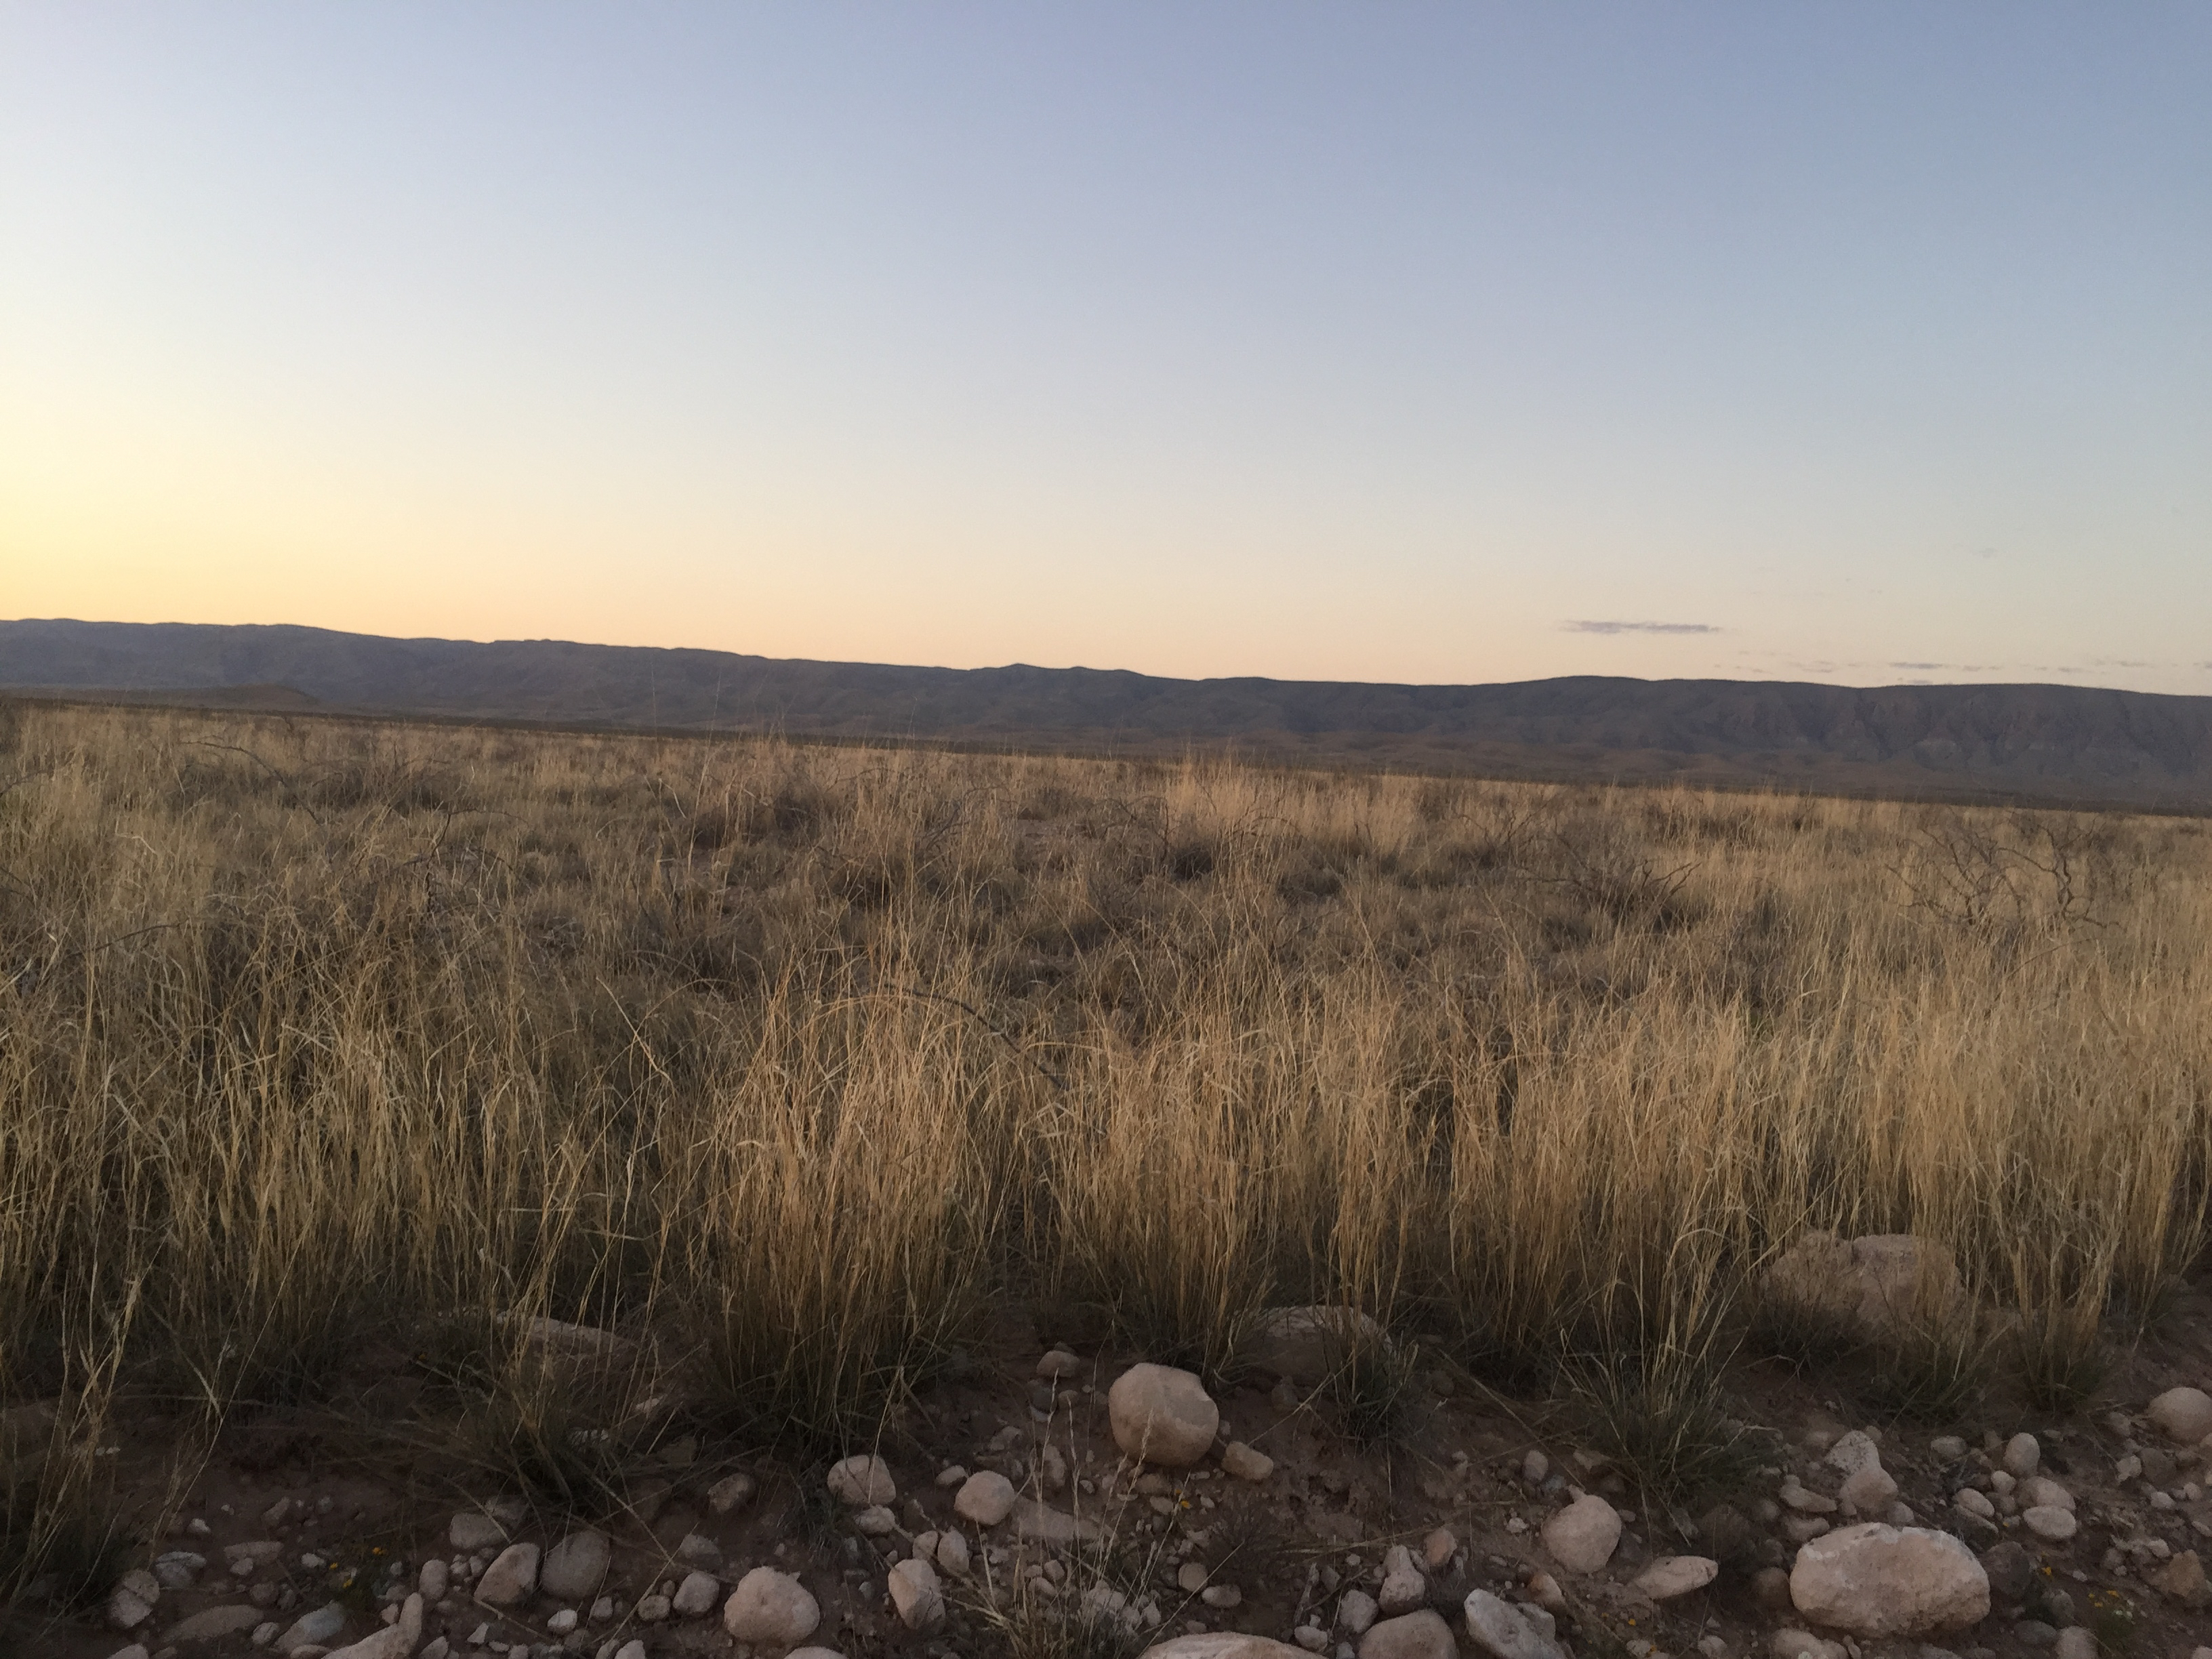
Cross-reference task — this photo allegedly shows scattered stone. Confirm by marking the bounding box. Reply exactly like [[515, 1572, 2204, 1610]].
[[274, 1603, 350, 1650], [1930, 1435, 1967, 1460], [1038, 1349, 1084, 1378], [1012, 1496, 1102, 1544], [1629, 1556, 1717, 1600], [2151, 1549, 2209, 1606], [827, 1453, 897, 1506], [674, 1530, 723, 1569], [1824, 1432, 1881, 1478], [956, 1469, 1017, 1525], [108, 1569, 160, 1631], [1750, 1566, 1792, 1610], [708, 1471, 757, 1514], [615, 1643, 648, 1659], [1358, 1609, 1455, 1659], [321, 1593, 422, 1659], [1202, 1584, 1244, 1610], [1768, 1630, 1846, 1659], [674, 1569, 722, 1617], [447, 1511, 511, 1553], [723, 1566, 821, 1645], [2019, 1477, 2073, 1513], [1378, 1546, 1425, 1614], [1953, 1488, 1994, 1520], [1460, 1589, 1562, 1659], [1788, 1523, 1990, 1637], [1524, 1571, 1565, 1613], [152, 1551, 207, 1591], [1540, 1493, 1622, 1574], [889, 1557, 945, 1630], [539, 1530, 610, 1601], [1336, 1589, 1379, 1635], [417, 1559, 448, 1601], [2003, 1434, 2041, 1478], [937, 1528, 970, 1575], [2023, 1507, 2077, 1542], [637, 1591, 672, 1621], [1980, 1540, 2033, 1601], [162, 1604, 264, 1642], [2051, 1629, 2096, 1659], [1179, 1561, 1210, 1593], [1520, 1450, 1549, 1486], [1222, 1441, 1273, 1482], [1143, 1639, 1311, 1659], [1780, 1479, 1836, 1514], [2150, 1387, 2212, 1444], [1109, 1364, 1220, 1467], [1296, 1628, 1331, 1653], [1420, 1528, 1457, 1572], [1840, 1467, 1898, 1515], [476, 1542, 539, 1606]]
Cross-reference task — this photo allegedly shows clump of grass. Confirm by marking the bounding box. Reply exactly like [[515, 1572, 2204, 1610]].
[[2013, 1298, 2109, 1414], [1858, 1318, 1993, 1423], [0, 699, 2205, 1500], [1567, 1338, 1764, 1507], [451, 1371, 630, 1519], [2084, 1583, 2139, 1654], [961, 1512, 1168, 1659], [1319, 1322, 1418, 1447]]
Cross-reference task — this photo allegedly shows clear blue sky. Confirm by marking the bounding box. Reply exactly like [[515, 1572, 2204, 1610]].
[[4, 5, 2207, 690]]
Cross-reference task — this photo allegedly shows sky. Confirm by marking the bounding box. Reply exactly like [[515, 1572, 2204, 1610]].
[[3, 5, 2208, 693]]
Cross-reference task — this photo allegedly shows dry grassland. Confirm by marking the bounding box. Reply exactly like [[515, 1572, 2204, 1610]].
[[1, 698, 2208, 1605]]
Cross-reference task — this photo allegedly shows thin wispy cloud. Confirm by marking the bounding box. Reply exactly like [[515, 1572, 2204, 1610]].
[[1563, 619, 1721, 636]]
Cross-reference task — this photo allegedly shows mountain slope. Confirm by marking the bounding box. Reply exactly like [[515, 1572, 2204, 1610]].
[[5, 618, 2209, 807]]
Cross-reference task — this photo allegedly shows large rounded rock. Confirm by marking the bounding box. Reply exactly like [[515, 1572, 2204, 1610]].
[[1540, 1494, 1622, 1574], [1108, 1364, 1218, 1467], [954, 1470, 1016, 1526], [540, 1530, 611, 1600], [674, 1571, 722, 1617], [724, 1568, 821, 1645], [1246, 1307, 1388, 1385], [888, 1557, 945, 1630], [2020, 1477, 2074, 1513], [827, 1454, 896, 1507], [1629, 1556, 1717, 1600], [1763, 1232, 1967, 1344], [476, 1542, 539, 1607], [2024, 1505, 2077, 1542], [1462, 1589, 1564, 1659], [1358, 1610, 1456, 1659], [1788, 1523, 1990, 1637], [2148, 1387, 2212, 1445]]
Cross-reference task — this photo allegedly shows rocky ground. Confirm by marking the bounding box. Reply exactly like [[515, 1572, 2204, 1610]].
[[22, 1266, 2212, 1659]]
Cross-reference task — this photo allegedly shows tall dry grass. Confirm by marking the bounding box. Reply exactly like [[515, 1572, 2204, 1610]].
[[0, 699, 2207, 1577]]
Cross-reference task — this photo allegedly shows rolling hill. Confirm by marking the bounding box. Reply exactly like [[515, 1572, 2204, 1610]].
[[5, 618, 2209, 808]]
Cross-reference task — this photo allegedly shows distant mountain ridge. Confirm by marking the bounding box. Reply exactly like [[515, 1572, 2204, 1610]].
[[5, 618, 2209, 808]]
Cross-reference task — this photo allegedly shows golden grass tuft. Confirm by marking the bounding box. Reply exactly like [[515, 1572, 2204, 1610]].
[[0, 698, 2207, 1568]]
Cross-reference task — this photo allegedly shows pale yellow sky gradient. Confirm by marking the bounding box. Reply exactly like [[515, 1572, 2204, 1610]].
[[5, 6, 2207, 692]]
